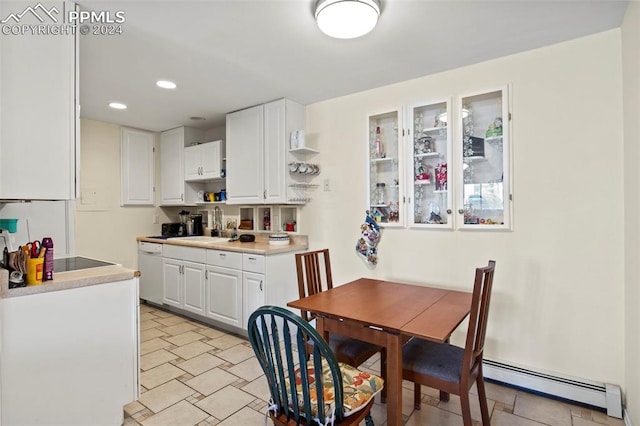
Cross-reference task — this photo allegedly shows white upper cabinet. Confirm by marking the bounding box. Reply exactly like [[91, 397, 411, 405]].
[[160, 126, 204, 205], [226, 99, 305, 205], [0, 1, 78, 200], [121, 128, 154, 206], [184, 140, 224, 182]]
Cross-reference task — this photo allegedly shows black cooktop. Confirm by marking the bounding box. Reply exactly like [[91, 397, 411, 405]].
[[53, 256, 116, 272]]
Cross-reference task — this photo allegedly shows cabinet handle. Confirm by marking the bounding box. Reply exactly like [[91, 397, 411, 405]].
[[458, 209, 464, 214], [447, 209, 452, 214], [219, 253, 226, 257], [205, 270, 208, 279], [248, 257, 256, 261], [259, 280, 263, 291], [263, 190, 266, 199], [181, 193, 184, 201]]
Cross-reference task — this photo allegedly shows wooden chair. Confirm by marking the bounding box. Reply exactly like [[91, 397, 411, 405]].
[[247, 305, 383, 426], [295, 249, 386, 400], [402, 260, 496, 426]]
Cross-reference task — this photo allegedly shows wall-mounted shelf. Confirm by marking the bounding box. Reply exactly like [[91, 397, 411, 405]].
[[289, 147, 319, 156]]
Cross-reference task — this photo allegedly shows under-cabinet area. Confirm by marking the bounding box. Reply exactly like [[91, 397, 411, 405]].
[[137, 236, 307, 335]]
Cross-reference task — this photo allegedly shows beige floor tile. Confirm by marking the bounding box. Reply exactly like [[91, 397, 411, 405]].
[[177, 353, 225, 376], [437, 392, 496, 421], [141, 363, 187, 389], [141, 349, 179, 371], [471, 381, 517, 408], [141, 400, 209, 426], [123, 417, 141, 425], [197, 327, 226, 339], [241, 376, 269, 399], [140, 328, 168, 342], [171, 340, 215, 360], [513, 391, 573, 426], [227, 357, 264, 382], [138, 379, 196, 413], [186, 367, 239, 396], [162, 321, 201, 336], [155, 315, 189, 326], [141, 337, 172, 355], [215, 343, 255, 365], [207, 333, 245, 350], [589, 410, 625, 425], [139, 319, 163, 331], [166, 330, 207, 346], [139, 312, 159, 321], [124, 400, 145, 416], [490, 409, 549, 425], [404, 402, 465, 426], [196, 385, 256, 419], [217, 406, 264, 425]]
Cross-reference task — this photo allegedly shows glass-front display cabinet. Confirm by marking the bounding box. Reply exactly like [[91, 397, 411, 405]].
[[407, 99, 452, 229], [367, 110, 403, 227], [456, 87, 511, 229]]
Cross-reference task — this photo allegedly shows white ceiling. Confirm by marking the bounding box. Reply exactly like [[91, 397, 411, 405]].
[[77, 0, 629, 132]]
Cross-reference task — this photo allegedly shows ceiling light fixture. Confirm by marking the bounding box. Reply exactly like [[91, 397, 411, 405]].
[[156, 80, 177, 89], [108, 102, 127, 110], [315, 0, 380, 39]]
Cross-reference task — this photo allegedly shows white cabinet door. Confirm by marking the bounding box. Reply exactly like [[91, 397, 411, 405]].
[[0, 1, 77, 200], [184, 144, 201, 182], [162, 258, 182, 308], [160, 128, 186, 205], [226, 105, 264, 204], [206, 265, 243, 327], [183, 261, 206, 316], [201, 140, 222, 180], [121, 128, 154, 206], [264, 100, 286, 204], [243, 271, 265, 328]]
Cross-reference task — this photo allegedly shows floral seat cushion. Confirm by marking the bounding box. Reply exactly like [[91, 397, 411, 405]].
[[290, 359, 384, 419]]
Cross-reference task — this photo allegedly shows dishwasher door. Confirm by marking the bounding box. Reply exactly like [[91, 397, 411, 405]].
[[138, 242, 163, 305]]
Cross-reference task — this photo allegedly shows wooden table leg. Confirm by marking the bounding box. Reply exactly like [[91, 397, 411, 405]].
[[386, 332, 402, 426], [316, 317, 329, 342]]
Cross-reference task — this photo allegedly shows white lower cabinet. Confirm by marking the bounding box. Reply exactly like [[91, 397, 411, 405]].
[[162, 246, 206, 315], [206, 265, 243, 327], [243, 271, 265, 325]]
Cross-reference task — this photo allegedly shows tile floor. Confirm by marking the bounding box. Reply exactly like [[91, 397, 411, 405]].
[[124, 304, 625, 426]]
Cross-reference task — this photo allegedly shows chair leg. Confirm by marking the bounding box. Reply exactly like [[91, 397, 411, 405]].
[[365, 413, 374, 426], [476, 369, 491, 425], [413, 383, 421, 410], [439, 390, 450, 402], [459, 390, 473, 426]]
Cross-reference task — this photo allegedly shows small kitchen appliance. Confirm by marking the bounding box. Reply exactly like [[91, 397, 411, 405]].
[[190, 214, 203, 236]]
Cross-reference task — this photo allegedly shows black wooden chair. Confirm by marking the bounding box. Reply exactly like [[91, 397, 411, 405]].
[[248, 305, 384, 425], [295, 249, 386, 401], [402, 260, 496, 426]]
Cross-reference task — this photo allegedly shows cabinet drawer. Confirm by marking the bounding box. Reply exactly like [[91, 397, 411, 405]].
[[243, 253, 265, 273], [163, 245, 205, 263], [207, 250, 242, 269]]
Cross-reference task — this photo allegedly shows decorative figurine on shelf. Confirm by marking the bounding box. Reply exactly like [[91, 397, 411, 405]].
[[415, 165, 430, 181], [374, 126, 386, 158], [389, 202, 400, 222], [486, 117, 503, 138], [435, 162, 447, 191], [415, 136, 434, 154]]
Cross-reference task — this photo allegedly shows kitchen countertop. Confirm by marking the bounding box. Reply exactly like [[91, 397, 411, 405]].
[[137, 233, 308, 255], [0, 266, 139, 299]]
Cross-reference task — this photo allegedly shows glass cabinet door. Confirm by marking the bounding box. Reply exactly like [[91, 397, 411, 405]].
[[456, 87, 511, 229], [407, 100, 453, 228], [368, 110, 403, 227]]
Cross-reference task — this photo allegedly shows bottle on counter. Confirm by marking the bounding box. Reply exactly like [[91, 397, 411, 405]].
[[42, 237, 54, 281]]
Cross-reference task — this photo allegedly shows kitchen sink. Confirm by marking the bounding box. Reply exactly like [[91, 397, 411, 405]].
[[173, 236, 231, 243]]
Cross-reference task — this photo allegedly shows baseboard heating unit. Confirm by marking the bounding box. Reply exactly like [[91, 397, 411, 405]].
[[483, 359, 623, 419]]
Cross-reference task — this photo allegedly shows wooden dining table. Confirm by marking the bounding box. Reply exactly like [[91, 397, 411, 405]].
[[287, 277, 472, 426]]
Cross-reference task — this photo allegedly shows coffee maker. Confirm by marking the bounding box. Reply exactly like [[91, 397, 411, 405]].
[[190, 214, 203, 236]]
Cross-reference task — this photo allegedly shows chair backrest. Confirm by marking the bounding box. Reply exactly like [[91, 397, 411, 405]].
[[295, 249, 333, 322], [247, 305, 346, 425], [463, 260, 496, 374]]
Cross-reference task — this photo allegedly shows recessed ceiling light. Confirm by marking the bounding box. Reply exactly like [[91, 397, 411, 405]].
[[109, 102, 127, 110], [156, 80, 177, 89]]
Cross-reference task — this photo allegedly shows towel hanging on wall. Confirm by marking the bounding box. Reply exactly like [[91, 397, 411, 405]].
[[355, 212, 380, 266]]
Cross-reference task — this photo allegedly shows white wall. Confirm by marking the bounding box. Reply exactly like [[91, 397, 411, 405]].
[[75, 119, 173, 268], [622, 1, 640, 421], [303, 30, 625, 388]]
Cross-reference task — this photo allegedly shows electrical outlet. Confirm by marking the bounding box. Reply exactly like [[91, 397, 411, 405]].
[[323, 179, 330, 192], [152, 214, 159, 224]]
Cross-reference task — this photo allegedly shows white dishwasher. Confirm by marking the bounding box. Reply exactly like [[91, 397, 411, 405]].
[[138, 241, 163, 305]]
